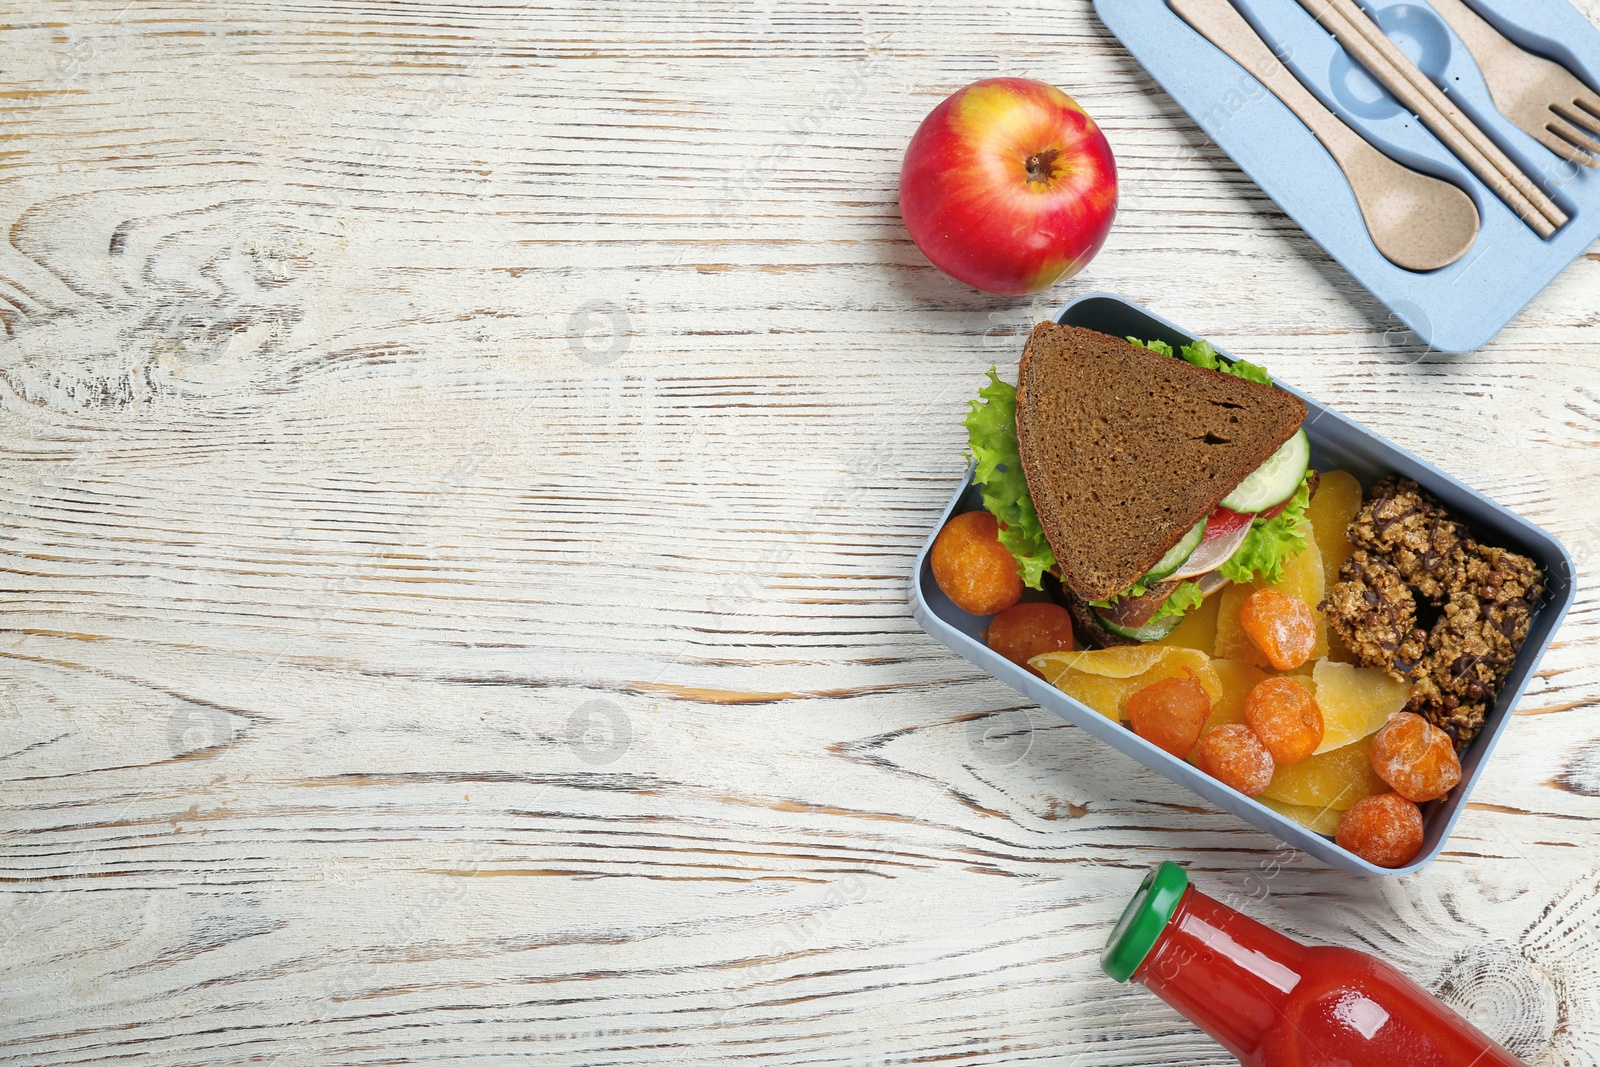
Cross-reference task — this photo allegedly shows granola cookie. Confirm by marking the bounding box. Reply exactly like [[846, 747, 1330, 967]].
[[1319, 479, 1543, 749], [1347, 476, 1466, 601], [1406, 595, 1517, 747], [1455, 542, 1543, 609], [1322, 550, 1427, 679]]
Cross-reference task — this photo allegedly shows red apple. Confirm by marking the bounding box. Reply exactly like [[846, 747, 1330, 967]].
[[899, 78, 1117, 296]]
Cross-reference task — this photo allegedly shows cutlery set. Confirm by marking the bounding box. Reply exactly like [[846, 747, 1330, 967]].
[[1096, 0, 1600, 351], [1288, 0, 1578, 239]]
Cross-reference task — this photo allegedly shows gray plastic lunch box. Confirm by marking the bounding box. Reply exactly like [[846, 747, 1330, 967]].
[[908, 291, 1575, 875]]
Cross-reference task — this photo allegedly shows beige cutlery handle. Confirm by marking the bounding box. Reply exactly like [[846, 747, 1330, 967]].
[[1297, 0, 1563, 235], [1425, 0, 1519, 69], [1169, 0, 1366, 163]]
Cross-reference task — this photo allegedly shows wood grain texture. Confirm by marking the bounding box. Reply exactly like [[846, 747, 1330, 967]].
[[2, 1, 1599, 1064]]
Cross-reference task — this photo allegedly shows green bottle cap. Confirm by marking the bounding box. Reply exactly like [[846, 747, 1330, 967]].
[[1100, 861, 1190, 983]]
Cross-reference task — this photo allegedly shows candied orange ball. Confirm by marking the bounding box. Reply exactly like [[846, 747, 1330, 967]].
[[1369, 712, 1462, 802], [1244, 677, 1324, 765], [1195, 723, 1275, 797], [1336, 792, 1424, 868], [1127, 671, 1211, 759], [1239, 587, 1317, 670], [930, 511, 1024, 615], [985, 602, 1075, 676]]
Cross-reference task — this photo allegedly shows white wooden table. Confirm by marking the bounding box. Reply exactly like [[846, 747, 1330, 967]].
[[4, 2, 1600, 1064]]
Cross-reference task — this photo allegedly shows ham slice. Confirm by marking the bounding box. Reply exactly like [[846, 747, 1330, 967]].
[[1095, 580, 1180, 631]]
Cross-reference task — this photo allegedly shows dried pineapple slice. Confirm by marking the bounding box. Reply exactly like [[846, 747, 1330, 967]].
[[1311, 658, 1410, 754], [1033, 647, 1211, 722], [1159, 592, 1221, 654], [1261, 735, 1387, 811], [1307, 469, 1363, 592], [1259, 796, 1343, 835], [1200, 658, 1269, 738], [1214, 582, 1268, 668]]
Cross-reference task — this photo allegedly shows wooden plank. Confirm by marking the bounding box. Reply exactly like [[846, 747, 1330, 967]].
[[2, 1, 1599, 1064]]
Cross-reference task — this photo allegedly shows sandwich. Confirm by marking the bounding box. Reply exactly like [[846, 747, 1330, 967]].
[[968, 322, 1312, 645]]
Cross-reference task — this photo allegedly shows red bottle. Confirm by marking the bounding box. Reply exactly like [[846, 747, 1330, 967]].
[[1101, 862, 1525, 1066]]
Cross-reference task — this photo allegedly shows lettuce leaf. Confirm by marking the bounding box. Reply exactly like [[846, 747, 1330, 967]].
[[1131, 337, 1175, 358], [965, 369, 1056, 589], [1218, 473, 1313, 586], [1153, 578, 1204, 620], [1127, 335, 1272, 386]]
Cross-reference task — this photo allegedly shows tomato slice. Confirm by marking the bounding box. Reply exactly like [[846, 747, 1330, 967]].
[[1203, 494, 1294, 542], [1202, 505, 1255, 542]]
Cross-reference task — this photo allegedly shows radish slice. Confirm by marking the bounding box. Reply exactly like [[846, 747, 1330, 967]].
[[1170, 518, 1253, 579]]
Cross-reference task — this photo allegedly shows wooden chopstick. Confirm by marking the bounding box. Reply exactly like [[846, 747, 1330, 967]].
[[1292, 0, 1566, 237]]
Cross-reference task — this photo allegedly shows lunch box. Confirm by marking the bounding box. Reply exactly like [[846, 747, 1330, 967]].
[[908, 292, 1575, 875], [1095, 0, 1600, 353]]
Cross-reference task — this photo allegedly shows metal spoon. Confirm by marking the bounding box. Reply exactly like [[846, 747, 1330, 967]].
[[1169, 0, 1480, 272]]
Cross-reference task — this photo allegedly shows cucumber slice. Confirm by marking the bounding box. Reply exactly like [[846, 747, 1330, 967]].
[[1097, 611, 1183, 643], [1143, 516, 1208, 582], [1220, 430, 1310, 513]]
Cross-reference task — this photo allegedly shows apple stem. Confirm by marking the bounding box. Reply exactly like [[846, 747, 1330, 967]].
[[1025, 149, 1059, 185]]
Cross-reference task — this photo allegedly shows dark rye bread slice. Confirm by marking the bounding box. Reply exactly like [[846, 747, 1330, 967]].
[[1063, 587, 1139, 649], [1015, 322, 1307, 603]]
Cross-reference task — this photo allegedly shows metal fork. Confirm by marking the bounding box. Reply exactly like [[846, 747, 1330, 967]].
[[1427, 0, 1600, 168]]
